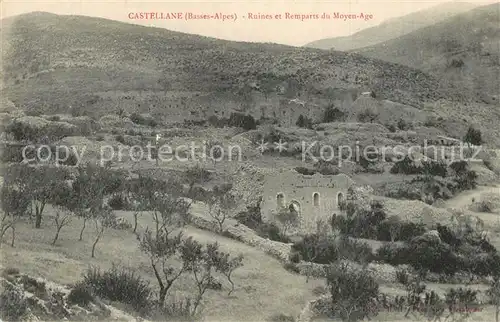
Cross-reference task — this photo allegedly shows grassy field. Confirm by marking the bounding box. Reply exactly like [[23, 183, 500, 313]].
[[1, 205, 324, 321]]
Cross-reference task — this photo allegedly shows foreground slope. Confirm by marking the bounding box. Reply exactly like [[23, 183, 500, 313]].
[[304, 2, 477, 50], [355, 3, 500, 99]]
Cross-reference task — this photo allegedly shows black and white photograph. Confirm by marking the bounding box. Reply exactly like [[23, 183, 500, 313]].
[[0, 0, 499, 320]]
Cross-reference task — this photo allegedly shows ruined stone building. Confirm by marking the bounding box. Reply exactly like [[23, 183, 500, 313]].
[[261, 169, 354, 233]]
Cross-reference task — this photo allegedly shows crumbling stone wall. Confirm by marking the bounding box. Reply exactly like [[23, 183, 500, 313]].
[[261, 170, 354, 233]]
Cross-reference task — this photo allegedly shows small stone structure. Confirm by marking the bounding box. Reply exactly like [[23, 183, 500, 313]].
[[261, 169, 354, 233]]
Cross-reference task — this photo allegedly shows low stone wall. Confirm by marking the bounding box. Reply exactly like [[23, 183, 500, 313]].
[[189, 214, 292, 262], [294, 260, 402, 284]]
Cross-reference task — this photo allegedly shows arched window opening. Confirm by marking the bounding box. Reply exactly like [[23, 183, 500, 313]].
[[313, 192, 320, 207]]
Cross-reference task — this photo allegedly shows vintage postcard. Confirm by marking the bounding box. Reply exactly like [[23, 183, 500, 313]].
[[0, 0, 499, 321]]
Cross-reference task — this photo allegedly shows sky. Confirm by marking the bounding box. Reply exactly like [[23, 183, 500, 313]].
[[0, 0, 498, 46]]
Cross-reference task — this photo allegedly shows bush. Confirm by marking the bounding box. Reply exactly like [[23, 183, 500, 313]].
[[296, 115, 313, 129], [0, 281, 28, 321], [156, 297, 196, 321], [233, 203, 263, 230], [48, 115, 61, 122], [130, 113, 157, 127], [390, 156, 422, 174], [377, 237, 461, 275], [82, 265, 153, 314], [326, 261, 379, 321], [477, 200, 494, 213], [292, 234, 373, 265], [444, 287, 479, 314], [256, 222, 291, 243], [228, 113, 256, 131], [323, 105, 345, 123], [397, 118, 410, 131], [115, 134, 126, 144], [294, 166, 316, 176], [108, 194, 129, 210], [67, 282, 94, 307], [332, 202, 387, 239], [207, 115, 229, 128]]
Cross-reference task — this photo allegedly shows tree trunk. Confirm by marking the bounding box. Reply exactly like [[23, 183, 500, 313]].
[[52, 226, 63, 245], [10, 226, 15, 247], [35, 212, 42, 229], [34, 202, 45, 229], [158, 286, 167, 306], [79, 218, 87, 241], [91, 229, 103, 258], [496, 306, 499, 322], [133, 212, 138, 233]]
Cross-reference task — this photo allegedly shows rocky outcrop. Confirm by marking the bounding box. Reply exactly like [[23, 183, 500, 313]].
[[0, 268, 145, 321]]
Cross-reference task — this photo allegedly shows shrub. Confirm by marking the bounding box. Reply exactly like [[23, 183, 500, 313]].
[[390, 156, 422, 174], [48, 115, 61, 122], [294, 166, 316, 176], [0, 281, 28, 321], [292, 233, 338, 264], [463, 126, 482, 146], [332, 202, 387, 239], [377, 237, 461, 275], [444, 287, 479, 314], [67, 282, 94, 307], [336, 236, 373, 264], [228, 112, 256, 131], [376, 243, 410, 266], [296, 115, 313, 129], [323, 105, 345, 123], [108, 194, 129, 210], [156, 297, 196, 321], [450, 58, 464, 68], [477, 200, 494, 213], [233, 202, 263, 230], [82, 265, 153, 314], [386, 123, 397, 133], [326, 261, 379, 321], [130, 113, 157, 127], [115, 134, 126, 144], [292, 234, 373, 265], [256, 222, 291, 243], [357, 108, 379, 123], [422, 161, 448, 178]]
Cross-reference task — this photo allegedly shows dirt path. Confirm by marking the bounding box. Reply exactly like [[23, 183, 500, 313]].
[[443, 184, 500, 210]]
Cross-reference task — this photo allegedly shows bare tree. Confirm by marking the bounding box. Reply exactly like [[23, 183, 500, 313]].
[[206, 184, 238, 233], [51, 208, 72, 245], [181, 238, 244, 313], [69, 162, 124, 241], [91, 208, 114, 258], [136, 176, 191, 305], [0, 185, 30, 247], [3, 164, 68, 228]]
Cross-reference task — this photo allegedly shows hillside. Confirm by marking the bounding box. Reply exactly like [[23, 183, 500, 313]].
[[304, 2, 477, 50], [0, 11, 472, 120], [355, 3, 500, 100]]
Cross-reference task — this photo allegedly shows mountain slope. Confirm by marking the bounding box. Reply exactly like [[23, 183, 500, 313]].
[[304, 2, 477, 50], [0, 11, 474, 118], [355, 3, 500, 99]]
